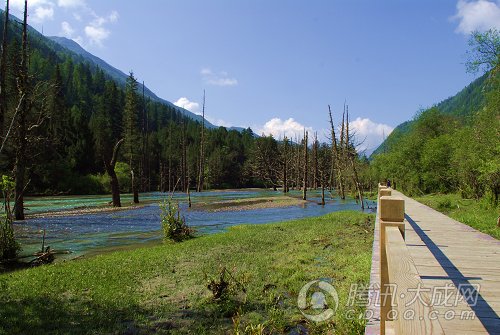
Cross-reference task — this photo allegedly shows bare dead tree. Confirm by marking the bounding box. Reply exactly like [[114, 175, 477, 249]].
[[105, 138, 124, 207], [302, 129, 308, 200], [328, 105, 345, 199], [13, 1, 28, 220], [312, 131, 318, 189], [197, 90, 206, 192], [320, 170, 326, 205], [181, 118, 187, 192], [168, 117, 172, 192], [295, 135, 301, 190], [339, 104, 346, 199], [345, 106, 364, 210], [0, 0, 9, 138], [187, 155, 191, 207], [282, 136, 289, 193], [0, 93, 23, 155], [140, 81, 151, 192]]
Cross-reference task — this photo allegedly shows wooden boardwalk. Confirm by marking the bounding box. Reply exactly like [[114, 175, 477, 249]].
[[366, 190, 500, 335]]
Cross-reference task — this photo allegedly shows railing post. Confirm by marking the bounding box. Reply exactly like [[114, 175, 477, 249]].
[[379, 192, 405, 335], [379, 188, 392, 199]]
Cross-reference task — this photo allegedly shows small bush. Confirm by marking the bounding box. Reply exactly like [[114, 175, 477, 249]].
[[160, 200, 194, 242], [206, 266, 247, 318], [437, 198, 453, 211], [0, 176, 19, 260], [0, 218, 19, 260]]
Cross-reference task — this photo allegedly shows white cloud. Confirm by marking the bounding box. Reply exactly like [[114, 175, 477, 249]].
[[57, 0, 85, 8], [348, 117, 393, 154], [108, 10, 119, 23], [453, 0, 500, 34], [83, 10, 119, 46], [258, 118, 313, 140], [201, 68, 238, 87], [32, 5, 54, 23], [10, 0, 51, 11], [200, 68, 212, 76], [60, 21, 74, 37], [10, 0, 54, 23], [84, 25, 110, 46], [173, 97, 232, 127], [206, 116, 232, 128], [173, 97, 200, 113]]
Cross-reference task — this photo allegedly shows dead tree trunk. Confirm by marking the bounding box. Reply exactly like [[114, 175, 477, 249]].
[[302, 130, 308, 200], [295, 135, 301, 190], [14, 1, 28, 221], [131, 169, 139, 203], [328, 105, 344, 199], [197, 90, 206, 192], [105, 138, 124, 207], [321, 171, 325, 205], [282, 136, 288, 193], [346, 107, 364, 210], [168, 119, 172, 192], [159, 161, 164, 192], [0, 0, 9, 138], [181, 119, 187, 192], [338, 106, 346, 199], [187, 159, 191, 208], [312, 132, 318, 189]]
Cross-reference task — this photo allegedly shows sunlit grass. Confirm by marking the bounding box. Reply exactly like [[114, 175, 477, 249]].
[[415, 193, 499, 239], [0, 211, 374, 334]]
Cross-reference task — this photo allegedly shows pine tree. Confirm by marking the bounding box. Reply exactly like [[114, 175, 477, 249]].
[[123, 72, 140, 203]]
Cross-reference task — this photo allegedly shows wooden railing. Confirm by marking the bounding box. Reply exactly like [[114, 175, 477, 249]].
[[378, 184, 444, 335]]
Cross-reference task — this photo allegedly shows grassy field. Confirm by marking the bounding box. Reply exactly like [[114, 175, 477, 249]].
[[415, 193, 499, 239], [0, 211, 374, 335]]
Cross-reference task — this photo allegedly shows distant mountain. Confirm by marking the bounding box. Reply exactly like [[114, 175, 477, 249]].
[[48, 36, 215, 128], [371, 73, 488, 156]]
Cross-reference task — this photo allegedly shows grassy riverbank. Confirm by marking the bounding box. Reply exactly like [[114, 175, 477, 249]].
[[415, 194, 499, 239], [0, 211, 373, 335]]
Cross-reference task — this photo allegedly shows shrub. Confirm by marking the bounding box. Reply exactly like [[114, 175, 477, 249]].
[[437, 198, 453, 211], [160, 200, 194, 242], [0, 176, 20, 260]]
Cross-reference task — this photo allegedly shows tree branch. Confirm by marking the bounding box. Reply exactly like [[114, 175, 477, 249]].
[[110, 138, 124, 168]]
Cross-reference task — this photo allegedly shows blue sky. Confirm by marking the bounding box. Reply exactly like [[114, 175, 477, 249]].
[[9, 0, 500, 153]]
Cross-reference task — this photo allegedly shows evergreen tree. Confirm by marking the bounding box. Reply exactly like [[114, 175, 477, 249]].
[[123, 72, 141, 203]]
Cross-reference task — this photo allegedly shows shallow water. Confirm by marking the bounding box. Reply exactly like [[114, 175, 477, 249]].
[[14, 189, 375, 260]]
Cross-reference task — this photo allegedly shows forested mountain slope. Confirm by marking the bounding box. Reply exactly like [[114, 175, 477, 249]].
[[48, 36, 214, 127], [372, 73, 488, 156], [371, 67, 499, 201]]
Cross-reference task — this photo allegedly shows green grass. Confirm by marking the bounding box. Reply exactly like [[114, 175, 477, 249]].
[[415, 193, 500, 239], [0, 211, 374, 335]]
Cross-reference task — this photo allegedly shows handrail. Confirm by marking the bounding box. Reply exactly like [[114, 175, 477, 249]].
[[378, 184, 444, 335]]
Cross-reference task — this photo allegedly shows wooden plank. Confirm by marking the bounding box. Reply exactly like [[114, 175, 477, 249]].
[[385, 227, 445, 335], [389, 190, 500, 335]]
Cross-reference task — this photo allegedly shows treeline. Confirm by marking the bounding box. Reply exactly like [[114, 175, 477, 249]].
[[370, 30, 500, 204], [249, 112, 372, 207]]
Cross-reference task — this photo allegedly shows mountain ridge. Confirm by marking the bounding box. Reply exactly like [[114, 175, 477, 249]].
[[48, 36, 216, 128], [371, 73, 488, 156]]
